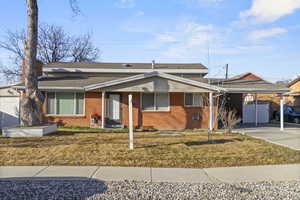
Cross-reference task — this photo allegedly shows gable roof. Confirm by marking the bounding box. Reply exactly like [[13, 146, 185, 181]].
[[84, 71, 224, 92], [13, 72, 224, 92], [288, 77, 300, 87]]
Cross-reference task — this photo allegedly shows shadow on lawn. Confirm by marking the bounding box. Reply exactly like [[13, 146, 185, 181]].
[[185, 138, 243, 146], [0, 177, 107, 199], [138, 138, 243, 149]]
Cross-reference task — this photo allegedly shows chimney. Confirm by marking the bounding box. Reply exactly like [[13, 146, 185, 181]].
[[21, 59, 44, 82], [152, 60, 155, 70]]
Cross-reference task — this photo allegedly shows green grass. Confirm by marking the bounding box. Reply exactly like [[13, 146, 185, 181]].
[[0, 130, 299, 168]]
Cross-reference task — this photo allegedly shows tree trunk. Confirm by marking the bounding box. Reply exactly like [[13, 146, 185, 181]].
[[21, 0, 43, 126]]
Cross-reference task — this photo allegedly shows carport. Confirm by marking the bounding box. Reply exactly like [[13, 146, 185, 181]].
[[210, 74, 290, 131]]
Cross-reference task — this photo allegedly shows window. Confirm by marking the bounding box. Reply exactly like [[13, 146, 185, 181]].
[[46, 92, 84, 115], [142, 93, 169, 111], [185, 93, 203, 107]]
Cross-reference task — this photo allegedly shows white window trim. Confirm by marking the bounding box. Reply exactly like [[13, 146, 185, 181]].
[[45, 92, 85, 116], [141, 92, 170, 112], [184, 93, 203, 107]]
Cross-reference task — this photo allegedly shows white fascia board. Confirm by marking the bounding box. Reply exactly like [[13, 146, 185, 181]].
[[13, 86, 84, 91], [43, 67, 209, 74], [225, 88, 291, 94], [85, 71, 224, 92]]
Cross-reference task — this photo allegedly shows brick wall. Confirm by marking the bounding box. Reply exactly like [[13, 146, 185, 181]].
[[122, 92, 215, 129], [43, 92, 102, 127], [43, 91, 217, 129]]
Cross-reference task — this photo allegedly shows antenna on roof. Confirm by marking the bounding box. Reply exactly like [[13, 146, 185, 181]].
[[225, 64, 229, 79], [152, 60, 155, 70]]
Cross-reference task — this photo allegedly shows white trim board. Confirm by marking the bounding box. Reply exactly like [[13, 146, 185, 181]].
[[44, 68, 209, 74]]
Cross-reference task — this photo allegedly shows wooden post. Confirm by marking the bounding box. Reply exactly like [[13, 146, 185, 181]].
[[101, 91, 106, 129], [209, 92, 214, 131], [128, 93, 134, 149], [280, 96, 284, 131]]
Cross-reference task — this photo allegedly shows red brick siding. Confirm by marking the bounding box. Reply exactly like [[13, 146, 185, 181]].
[[42, 92, 102, 127], [43, 91, 217, 129], [122, 92, 215, 129]]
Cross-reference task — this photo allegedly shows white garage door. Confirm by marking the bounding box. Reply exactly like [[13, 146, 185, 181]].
[[0, 97, 20, 128], [243, 104, 269, 124]]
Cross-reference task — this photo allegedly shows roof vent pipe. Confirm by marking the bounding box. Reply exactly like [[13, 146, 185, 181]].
[[152, 60, 155, 70]]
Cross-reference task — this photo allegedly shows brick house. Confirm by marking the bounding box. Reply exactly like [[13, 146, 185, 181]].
[[286, 77, 300, 112], [15, 62, 290, 130]]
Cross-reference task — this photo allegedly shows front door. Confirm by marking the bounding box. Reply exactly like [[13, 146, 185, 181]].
[[106, 93, 121, 126]]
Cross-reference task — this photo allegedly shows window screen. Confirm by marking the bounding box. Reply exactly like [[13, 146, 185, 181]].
[[156, 93, 169, 111], [76, 93, 84, 114], [185, 93, 193, 106], [47, 92, 84, 115], [142, 93, 169, 111], [56, 92, 75, 115], [185, 93, 203, 107], [142, 93, 155, 110], [194, 94, 203, 107], [47, 92, 55, 114]]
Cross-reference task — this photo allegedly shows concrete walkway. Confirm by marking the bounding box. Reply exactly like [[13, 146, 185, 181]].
[[237, 126, 300, 150], [1, 164, 299, 183]]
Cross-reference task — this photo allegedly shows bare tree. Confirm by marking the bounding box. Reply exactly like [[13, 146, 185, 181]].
[[38, 24, 72, 63], [71, 33, 99, 62], [0, 24, 100, 81], [219, 104, 241, 134], [21, 0, 43, 126]]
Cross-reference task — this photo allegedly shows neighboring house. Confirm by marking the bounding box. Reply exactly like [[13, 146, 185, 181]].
[[286, 77, 300, 112], [0, 84, 20, 128], [14, 62, 290, 130]]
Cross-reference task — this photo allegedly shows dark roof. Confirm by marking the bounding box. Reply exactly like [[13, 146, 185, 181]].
[[209, 79, 290, 91], [14, 76, 123, 89], [45, 62, 208, 70], [15, 74, 290, 93], [288, 77, 300, 87]]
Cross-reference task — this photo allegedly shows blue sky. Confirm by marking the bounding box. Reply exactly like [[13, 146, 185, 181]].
[[0, 0, 300, 83]]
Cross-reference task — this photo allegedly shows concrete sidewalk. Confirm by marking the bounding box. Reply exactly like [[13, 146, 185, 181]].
[[1, 164, 299, 183]]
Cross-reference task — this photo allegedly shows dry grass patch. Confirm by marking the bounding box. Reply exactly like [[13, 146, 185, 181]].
[[0, 130, 299, 168]]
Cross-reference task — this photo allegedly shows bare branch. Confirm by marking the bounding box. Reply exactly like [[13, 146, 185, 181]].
[[0, 30, 26, 60], [70, 33, 100, 62], [37, 23, 72, 63], [0, 23, 100, 81], [69, 0, 81, 16]]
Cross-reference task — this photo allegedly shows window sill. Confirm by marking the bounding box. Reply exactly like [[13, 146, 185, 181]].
[[142, 110, 171, 113], [184, 105, 204, 108], [45, 115, 86, 118]]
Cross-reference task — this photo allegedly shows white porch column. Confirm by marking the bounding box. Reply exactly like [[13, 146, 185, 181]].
[[209, 92, 214, 131], [101, 91, 106, 129], [280, 96, 285, 131], [128, 93, 134, 150], [255, 94, 258, 126]]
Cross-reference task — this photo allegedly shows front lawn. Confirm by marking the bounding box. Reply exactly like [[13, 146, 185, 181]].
[[0, 130, 299, 168]]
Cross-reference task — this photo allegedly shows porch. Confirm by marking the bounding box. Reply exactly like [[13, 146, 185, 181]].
[[97, 92, 216, 130]]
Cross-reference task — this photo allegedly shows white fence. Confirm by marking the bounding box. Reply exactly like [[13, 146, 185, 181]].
[[243, 104, 269, 124]]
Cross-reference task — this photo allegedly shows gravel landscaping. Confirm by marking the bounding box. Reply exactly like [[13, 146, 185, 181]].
[[0, 179, 299, 200]]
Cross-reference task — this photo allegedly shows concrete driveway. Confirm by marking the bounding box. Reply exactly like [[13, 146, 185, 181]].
[[237, 125, 300, 150]]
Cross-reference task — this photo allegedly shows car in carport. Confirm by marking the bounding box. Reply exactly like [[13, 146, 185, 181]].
[[274, 105, 300, 124]]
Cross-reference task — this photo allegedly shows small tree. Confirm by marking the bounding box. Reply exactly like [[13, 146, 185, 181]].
[[220, 107, 241, 134]]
